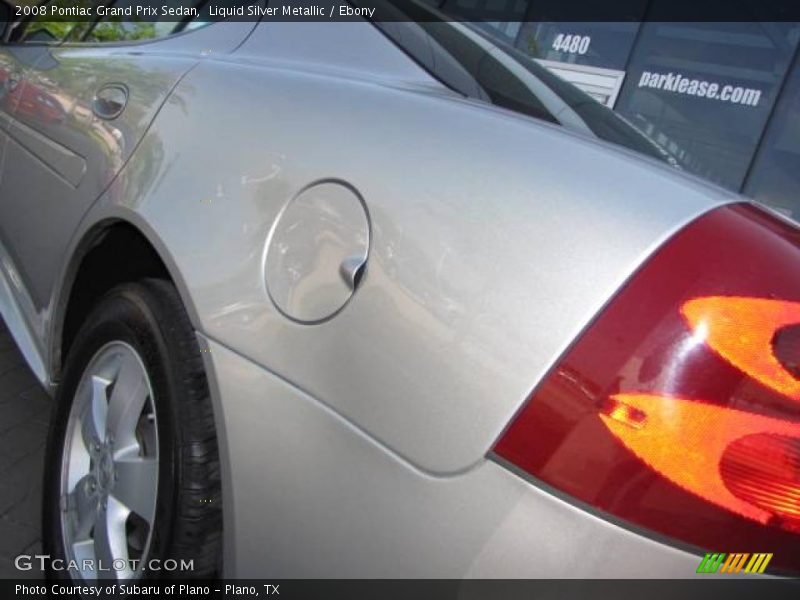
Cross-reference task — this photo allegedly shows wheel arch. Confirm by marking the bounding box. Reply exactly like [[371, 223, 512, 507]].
[[51, 216, 201, 383]]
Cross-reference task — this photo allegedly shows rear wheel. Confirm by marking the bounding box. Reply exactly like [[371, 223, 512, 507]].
[[43, 279, 221, 580]]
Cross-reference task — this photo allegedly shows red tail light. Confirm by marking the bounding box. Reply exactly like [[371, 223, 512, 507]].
[[494, 203, 800, 573]]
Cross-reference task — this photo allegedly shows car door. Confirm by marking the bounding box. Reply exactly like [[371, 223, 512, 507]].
[[0, 5, 256, 318], [0, 6, 48, 189], [0, 48, 16, 188], [0, 1, 13, 180]]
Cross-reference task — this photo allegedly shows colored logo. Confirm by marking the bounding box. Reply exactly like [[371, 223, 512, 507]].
[[696, 552, 773, 574]]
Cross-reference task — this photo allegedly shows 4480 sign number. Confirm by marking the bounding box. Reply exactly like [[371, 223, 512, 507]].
[[552, 33, 591, 55]]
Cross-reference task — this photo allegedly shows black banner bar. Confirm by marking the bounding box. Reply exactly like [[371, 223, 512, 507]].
[[3, 0, 800, 23], [3, 579, 800, 600]]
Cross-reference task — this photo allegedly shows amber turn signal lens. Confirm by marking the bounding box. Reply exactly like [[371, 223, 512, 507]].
[[681, 296, 800, 400], [601, 394, 799, 525]]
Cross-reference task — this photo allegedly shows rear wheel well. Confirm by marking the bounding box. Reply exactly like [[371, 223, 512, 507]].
[[60, 223, 171, 375]]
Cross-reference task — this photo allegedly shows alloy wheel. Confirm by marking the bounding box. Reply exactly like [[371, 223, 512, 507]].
[[59, 341, 158, 580]]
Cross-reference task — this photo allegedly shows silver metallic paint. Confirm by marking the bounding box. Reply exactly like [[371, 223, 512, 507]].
[[134, 45, 733, 475], [204, 335, 703, 577], [0, 20, 258, 383], [0, 18, 744, 576]]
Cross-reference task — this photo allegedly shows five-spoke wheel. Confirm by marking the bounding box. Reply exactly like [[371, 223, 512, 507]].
[[60, 342, 158, 580]]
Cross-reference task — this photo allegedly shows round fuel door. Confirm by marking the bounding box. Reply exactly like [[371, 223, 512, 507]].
[[265, 180, 370, 323]]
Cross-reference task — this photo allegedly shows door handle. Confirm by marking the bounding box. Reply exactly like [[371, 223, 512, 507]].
[[93, 83, 128, 120]]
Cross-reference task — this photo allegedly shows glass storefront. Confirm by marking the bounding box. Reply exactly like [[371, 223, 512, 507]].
[[433, 0, 800, 219], [614, 20, 799, 191], [744, 52, 800, 217], [515, 21, 642, 70]]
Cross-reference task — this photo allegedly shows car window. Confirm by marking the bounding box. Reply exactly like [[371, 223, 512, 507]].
[[6, 0, 93, 44], [75, 0, 211, 44], [4, 0, 214, 45], [369, 0, 677, 166]]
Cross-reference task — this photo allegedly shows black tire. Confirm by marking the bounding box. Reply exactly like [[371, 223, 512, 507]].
[[42, 278, 222, 580]]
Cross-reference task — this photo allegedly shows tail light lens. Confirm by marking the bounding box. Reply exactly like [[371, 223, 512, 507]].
[[494, 204, 800, 573]]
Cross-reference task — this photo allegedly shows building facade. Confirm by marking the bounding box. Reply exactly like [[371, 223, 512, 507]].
[[438, 0, 800, 219]]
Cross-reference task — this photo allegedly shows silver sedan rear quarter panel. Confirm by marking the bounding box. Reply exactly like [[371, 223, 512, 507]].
[[21, 20, 743, 576], [97, 20, 735, 475], [203, 334, 702, 577]]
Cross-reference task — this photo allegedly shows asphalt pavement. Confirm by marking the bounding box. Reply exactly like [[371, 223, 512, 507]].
[[0, 317, 52, 578]]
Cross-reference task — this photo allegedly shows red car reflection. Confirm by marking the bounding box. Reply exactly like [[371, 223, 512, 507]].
[[1, 67, 66, 125]]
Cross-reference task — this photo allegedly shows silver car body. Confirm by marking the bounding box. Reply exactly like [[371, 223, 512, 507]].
[[0, 15, 742, 577]]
